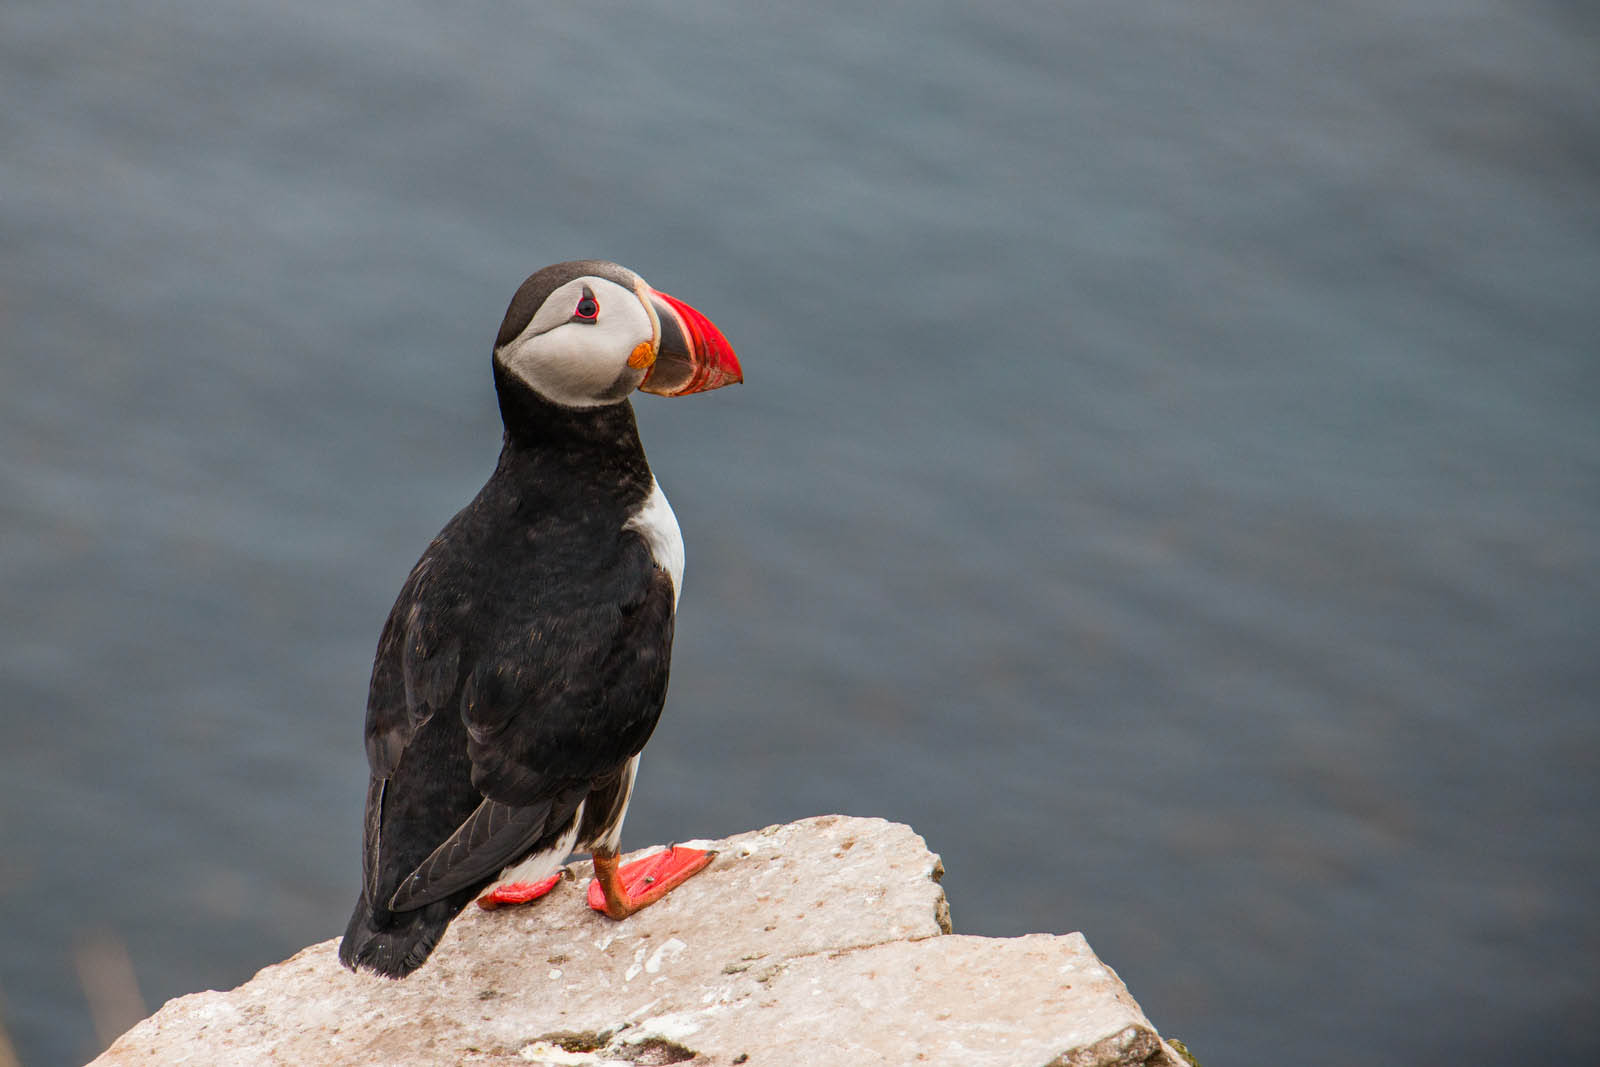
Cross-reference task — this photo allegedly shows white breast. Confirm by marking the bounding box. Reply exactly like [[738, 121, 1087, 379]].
[[624, 478, 685, 607]]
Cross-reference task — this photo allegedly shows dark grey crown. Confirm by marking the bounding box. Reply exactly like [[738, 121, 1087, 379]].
[[494, 260, 641, 350]]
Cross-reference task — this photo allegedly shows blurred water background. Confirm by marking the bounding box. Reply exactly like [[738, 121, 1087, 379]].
[[3, 2, 1597, 1064]]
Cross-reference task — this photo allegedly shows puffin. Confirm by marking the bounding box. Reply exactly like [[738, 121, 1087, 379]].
[[338, 260, 742, 978]]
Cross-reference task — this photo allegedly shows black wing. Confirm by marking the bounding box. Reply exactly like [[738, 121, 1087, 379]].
[[363, 552, 460, 781], [358, 547, 467, 907], [387, 789, 587, 910]]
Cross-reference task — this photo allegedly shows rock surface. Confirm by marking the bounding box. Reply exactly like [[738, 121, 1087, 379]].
[[92, 816, 1186, 1066]]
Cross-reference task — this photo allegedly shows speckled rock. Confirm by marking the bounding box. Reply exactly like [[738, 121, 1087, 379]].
[[91, 816, 1184, 1066]]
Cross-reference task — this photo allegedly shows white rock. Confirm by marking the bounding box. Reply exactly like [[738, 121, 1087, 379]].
[[91, 816, 1187, 1066]]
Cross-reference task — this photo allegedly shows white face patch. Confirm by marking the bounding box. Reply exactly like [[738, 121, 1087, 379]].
[[495, 275, 656, 408]]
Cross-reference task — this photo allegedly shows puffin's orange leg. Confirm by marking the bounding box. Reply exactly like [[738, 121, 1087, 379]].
[[587, 846, 715, 919]]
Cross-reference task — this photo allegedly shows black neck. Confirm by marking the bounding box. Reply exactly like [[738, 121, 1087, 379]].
[[490, 363, 653, 503]]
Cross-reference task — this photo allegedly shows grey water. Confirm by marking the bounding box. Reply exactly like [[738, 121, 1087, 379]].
[[3, 2, 1597, 1063]]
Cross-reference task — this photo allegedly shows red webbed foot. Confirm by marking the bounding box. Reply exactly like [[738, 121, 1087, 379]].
[[476, 872, 563, 911], [587, 846, 716, 919]]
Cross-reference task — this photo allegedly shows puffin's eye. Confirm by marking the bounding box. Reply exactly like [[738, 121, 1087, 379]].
[[573, 288, 599, 323]]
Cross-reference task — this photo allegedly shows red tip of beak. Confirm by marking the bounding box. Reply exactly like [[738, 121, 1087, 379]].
[[641, 289, 743, 396]]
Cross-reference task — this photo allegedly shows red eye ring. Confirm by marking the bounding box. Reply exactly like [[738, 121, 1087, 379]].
[[574, 289, 599, 322]]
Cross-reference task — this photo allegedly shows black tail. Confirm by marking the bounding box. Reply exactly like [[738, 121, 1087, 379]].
[[338, 891, 474, 978]]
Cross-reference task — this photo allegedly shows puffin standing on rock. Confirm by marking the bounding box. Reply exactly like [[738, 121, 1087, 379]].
[[339, 260, 742, 978]]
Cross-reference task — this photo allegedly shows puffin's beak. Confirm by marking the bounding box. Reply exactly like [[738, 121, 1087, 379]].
[[639, 289, 743, 396]]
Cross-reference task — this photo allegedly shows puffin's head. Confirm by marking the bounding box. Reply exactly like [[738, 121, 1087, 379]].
[[492, 259, 742, 408]]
